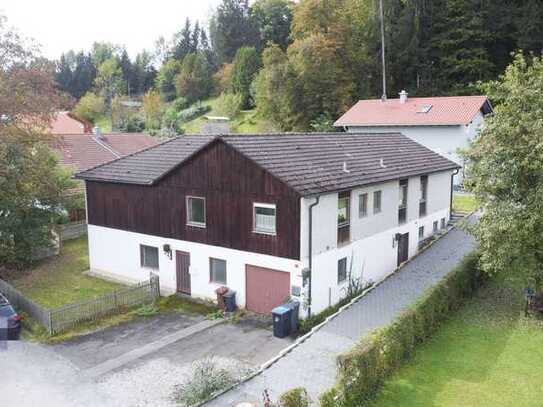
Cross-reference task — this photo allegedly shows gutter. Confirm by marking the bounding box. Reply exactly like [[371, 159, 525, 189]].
[[307, 195, 321, 318], [450, 168, 460, 214]]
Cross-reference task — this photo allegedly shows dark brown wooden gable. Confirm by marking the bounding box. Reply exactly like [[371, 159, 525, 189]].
[[86, 140, 301, 260]]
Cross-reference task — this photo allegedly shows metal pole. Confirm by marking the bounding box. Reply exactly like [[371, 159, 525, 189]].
[[379, 0, 387, 101]]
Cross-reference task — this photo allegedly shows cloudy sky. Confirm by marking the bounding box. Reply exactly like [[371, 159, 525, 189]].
[[1, 0, 222, 60]]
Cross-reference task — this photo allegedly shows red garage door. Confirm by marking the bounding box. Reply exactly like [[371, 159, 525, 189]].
[[245, 265, 291, 314]]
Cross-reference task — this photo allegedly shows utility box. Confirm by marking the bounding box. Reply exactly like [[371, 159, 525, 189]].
[[272, 305, 291, 338], [223, 290, 237, 312]]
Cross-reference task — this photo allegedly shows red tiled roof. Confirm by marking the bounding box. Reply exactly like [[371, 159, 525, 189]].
[[50, 111, 92, 134], [334, 95, 492, 127], [54, 133, 161, 172]]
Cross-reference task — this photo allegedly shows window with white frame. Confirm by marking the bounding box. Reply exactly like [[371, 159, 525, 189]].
[[433, 220, 438, 233], [418, 226, 424, 240], [254, 203, 276, 234], [209, 258, 227, 284], [187, 196, 206, 227], [441, 217, 446, 229], [373, 190, 382, 214], [140, 245, 159, 269]]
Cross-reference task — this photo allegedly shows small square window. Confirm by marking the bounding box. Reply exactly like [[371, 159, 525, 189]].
[[359, 193, 368, 217], [433, 221, 438, 233], [254, 203, 276, 234], [338, 257, 347, 284], [140, 245, 159, 269], [210, 258, 227, 284], [441, 218, 446, 229], [187, 196, 206, 227], [373, 190, 382, 214], [418, 226, 424, 240]]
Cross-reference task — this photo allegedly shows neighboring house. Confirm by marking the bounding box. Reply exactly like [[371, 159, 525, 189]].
[[76, 133, 459, 316], [50, 111, 93, 134], [334, 92, 493, 185], [53, 131, 160, 221]]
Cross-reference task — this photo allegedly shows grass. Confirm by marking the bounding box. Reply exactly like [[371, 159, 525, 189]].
[[453, 193, 479, 213], [10, 236, 123, 308], [181, 96, 276, 134], [370, 276, 543, 407]]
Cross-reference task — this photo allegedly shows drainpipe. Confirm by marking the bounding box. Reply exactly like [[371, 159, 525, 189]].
[[450, 168, 460, 215], [307, 195, 321, 318]]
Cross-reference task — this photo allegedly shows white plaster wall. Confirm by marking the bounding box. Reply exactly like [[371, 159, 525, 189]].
[[87, 225, 303, 308], [346, 111, 484, 184], [299, 170, 453, 314]]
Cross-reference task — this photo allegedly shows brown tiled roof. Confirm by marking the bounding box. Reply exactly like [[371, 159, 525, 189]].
[[50, 111, 92, 134], [55, 133, 161, 172], [334, 95, 492, 127], [77, 133, 459, 196]]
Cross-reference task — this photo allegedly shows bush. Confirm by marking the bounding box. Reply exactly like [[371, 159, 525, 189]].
[[177, 103, 211, 123], [321, 252, 482, 407], [73, 92, 105, 122], [172, 97, 190, 111], [279, 387, 311, 407], [215, 92, 243, 119], [174, 357, 235, 406]]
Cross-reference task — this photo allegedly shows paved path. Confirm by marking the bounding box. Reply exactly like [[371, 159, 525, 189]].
[[208, 220, 476, 406]]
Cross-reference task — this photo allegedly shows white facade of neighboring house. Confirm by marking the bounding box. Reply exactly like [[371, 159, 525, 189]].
[[78, 133, 459, 318], [335, 93, 493, 185]]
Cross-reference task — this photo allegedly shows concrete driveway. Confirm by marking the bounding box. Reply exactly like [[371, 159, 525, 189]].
[[2, 313, 293, 407]]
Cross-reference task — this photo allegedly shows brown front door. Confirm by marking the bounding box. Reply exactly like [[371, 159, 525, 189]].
[[397, 233, 409, 267], [176, 251, 191, 294], [245, 265, 290, 314]]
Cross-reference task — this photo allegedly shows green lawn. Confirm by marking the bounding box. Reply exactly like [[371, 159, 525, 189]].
[[11, 236, 123, 308], [371, 277, 543, 407], [452, 193, 479, 213], [181, 96, 276, 134]]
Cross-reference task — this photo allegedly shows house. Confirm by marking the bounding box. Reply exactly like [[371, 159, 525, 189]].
[[53, 130, 160, 222], [49, 111, 93, 134], [334, 92, 493, 185], [76, 133, 459, 316]]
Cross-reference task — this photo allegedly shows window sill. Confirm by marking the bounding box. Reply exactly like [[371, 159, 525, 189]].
[[253, 230, 277, 236], [187, 222, 206, 229]]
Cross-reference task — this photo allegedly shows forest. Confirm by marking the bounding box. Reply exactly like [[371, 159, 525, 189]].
[[54, 0, 543, 133]]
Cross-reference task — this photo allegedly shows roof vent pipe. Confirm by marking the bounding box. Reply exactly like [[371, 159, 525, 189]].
[[92, 126, 102, 139], [399, 90, 408, 104], [343, 162, 350, 173]]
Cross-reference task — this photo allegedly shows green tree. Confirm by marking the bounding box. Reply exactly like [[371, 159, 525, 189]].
[[175, 52, 214, 104], [95, 57, 124, 106], [0, 16, 75, 269], [209, 0, 260, 64], [73, 92, 106, 122], [142, 90, 164, 130], [231, 46, 260, 109], [155, 58, 181, 102], [464, 53, 543, 287], [251, 0, 293, 50]]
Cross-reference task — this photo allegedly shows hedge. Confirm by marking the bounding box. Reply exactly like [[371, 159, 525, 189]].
[[320, 252, 482, 407]]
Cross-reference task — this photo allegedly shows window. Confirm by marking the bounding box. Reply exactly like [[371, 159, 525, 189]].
[[419, 175, 428, 217], [399, 179, 408, 224], [359, 193, 368, 217], [254, 203, 276, 234], [373, 190, 382, 214], [433, 221, 438, 233], [338, 257, 347, 284], [338, 194, 350, 226], [441, 218, 446, 229], [418, 226, 424, 240], [140, 245, 159, 269], [209, 258, 227, 284], [187, 196, 206, 227]]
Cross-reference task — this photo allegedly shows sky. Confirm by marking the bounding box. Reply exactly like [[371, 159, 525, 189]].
[[1, 0, 222, 60]]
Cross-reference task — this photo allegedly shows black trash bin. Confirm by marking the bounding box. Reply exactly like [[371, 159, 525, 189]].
[[223, 290, 237, 312], [272, 305, 291, 338], [285, 300, 300, 334]]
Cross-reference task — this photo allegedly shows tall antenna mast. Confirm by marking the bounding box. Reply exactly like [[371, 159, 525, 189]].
[[379, 0, 387, 101]]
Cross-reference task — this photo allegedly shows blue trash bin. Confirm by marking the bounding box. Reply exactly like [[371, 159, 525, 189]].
[[272, 305, 291, 338], [223, 290, 237, 312], [285, 300, 300, 333]]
